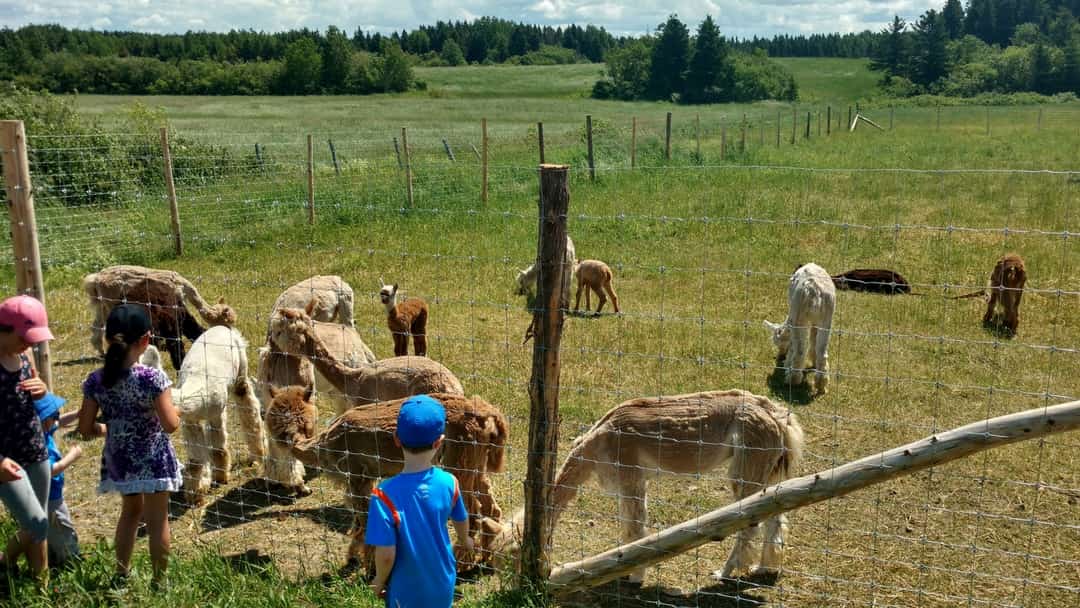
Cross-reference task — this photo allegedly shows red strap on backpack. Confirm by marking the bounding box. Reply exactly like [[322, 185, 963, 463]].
[[371, 487, 401, 528], [451, 476, 460, 507]]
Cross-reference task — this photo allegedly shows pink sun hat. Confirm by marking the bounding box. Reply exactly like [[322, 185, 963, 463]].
[[0, 295, 55, 343]]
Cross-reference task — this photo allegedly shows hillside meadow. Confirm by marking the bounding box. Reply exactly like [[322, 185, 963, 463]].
[[1, 60, 1078, 607]]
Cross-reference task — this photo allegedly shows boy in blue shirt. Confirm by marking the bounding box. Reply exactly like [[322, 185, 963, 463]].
[[366, 395, 473, 607]]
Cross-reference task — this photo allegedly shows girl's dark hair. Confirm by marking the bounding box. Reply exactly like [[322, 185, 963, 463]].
[[102, 335, 132, 389]]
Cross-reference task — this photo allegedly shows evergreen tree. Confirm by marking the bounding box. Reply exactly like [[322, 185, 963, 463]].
[[647, 14, 690, 100], [441, 39, 465, 65], [913, 10, 949, 86], [1030, 42, 1054, 92], [321, 26, 352, 92], [282, 37, 322, 94], [378, 42, 412, 92], [943, 0, 965, 39], [871, 16, 911, 77], [1064, 34, 1080, 94], [684, 16, 734, 103]]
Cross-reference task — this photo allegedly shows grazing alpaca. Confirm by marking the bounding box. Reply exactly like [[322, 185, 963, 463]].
[[266, 275, 355, 337], [764, 262, 836, 395], [379, 281, 429, 357], [515, 234, 577, 299], [983, 254, 1027, 336], [276, 391, 508, 564], [83, 265, 236, 370], [268, 305, 463, 409], [263, 385, 318, 496], [174, 325, 265, 505], [488, 390, 803, 582], [573, 259, 620, 314]]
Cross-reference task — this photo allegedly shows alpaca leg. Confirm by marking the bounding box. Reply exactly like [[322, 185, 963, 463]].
[[412, 313, 427, 357], [758, 514, 789, 574], [784, 324, 808, 386], [595, 286, 607, 313], [1004, 291, 1022, 335], [617, 467, 648, 583], [233, 378, 266, 464], [89, 303, 106, 355], [574, 280, 584, 312], [338, 292, 355, 328], [181, 421, 210, 505], [207, 411, 231, 485], [983, 289, 999, 326], [717, 524, 763, 580], [346, 477, 376, 564], [392, 331, 408, 357], [813, 314, 832, 395], [604, 282, 620, 313]]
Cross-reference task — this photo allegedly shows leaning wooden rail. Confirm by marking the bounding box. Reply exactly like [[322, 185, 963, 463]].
[[547, 399, 1080, 594]]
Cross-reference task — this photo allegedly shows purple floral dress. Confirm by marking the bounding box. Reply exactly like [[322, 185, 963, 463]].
[[82, 365, 182, 495]]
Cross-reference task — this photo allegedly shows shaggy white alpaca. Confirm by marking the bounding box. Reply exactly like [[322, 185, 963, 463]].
[[764, 263, 836, 395], [174, 325, 265, 505], [515, 234, 577, 299], [138, 344, 165, 372]]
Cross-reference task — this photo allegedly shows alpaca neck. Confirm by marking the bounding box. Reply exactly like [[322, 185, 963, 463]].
[[301, 326, 369, 392], [383, 295, 398, 316], [291, 435, 320, 467]]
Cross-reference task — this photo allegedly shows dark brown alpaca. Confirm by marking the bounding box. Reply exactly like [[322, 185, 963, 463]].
[[831, 269, 912, 295], [379, 281, 428, 357], [984, 253, 1027, 335]]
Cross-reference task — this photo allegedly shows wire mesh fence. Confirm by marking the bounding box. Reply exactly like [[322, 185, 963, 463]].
[[0, 106, 1078, 606]]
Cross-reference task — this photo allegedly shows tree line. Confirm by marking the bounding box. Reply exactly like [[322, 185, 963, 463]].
[[872, 0, 1080, 96]]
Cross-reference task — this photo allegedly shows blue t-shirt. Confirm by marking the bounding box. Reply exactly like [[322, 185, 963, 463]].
[[44, 424, 63, 501], [365, 467, 468, 608]]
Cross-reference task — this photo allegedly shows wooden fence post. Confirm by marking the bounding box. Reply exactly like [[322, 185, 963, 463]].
[[720, 122, 726, 160], [393, 137, 403, 169], [848, 106, 853, 130], [776, 110, 781, 147], [547, 399, 1080, 594], [328, 139, 341, 175], [306, 135, 316, 224], [586, 115, 595, 181], [806, 111, 811, 138], [827, 106, 832, 135], [890, 106, 894, 130], [740, 114, 746, 153], [791, 107, 797, 144], [817, 111, 821, 137], [442, 138, 455, 162], [694, 114, 701, 160], [630, 117, 637, 169], [521, 163, 571, 589], [481, 118, 488, 205], [401, 127, 414, 209], [937, 105, 941, 130], [0, 120, 51, 389], [986, 106, 991, 136], [1037, 107, 1043, 131], [537, 122, 545, 165], [759, 118, 764, 146], [254, 142, 264, 170], [159, 127, 182, 257], [664, 112, 672, 160]]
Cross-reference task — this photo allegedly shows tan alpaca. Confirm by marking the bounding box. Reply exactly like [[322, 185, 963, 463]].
[[489, 390, 803, 582], [268, 306, 463, 410], [263, 385, 318, 496], [274, 392, 508, 565], [573, 259, 620, 314], [82, 265, 236, 369], [270, 275, 355, 328], [379, 281, 429, 357]]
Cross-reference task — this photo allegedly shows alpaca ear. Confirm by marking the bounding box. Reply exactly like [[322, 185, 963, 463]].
[[305, 298, 317, 315], [392, 284, 398, 294], [218, 297, 226, 304], [379, 277, 385, 289], [763, 320, 780, 332]]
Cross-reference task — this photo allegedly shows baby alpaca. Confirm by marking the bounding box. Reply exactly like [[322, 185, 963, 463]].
[[515, 234, 577, 299], [263, 385, 318, 496], [764, 262, 836, 395], [983, 253, 1026, 336], [488, 390, 803, 582], [174, 325, 265, 505], [379, 280, 428, 357], [573, 259, 620, 314]]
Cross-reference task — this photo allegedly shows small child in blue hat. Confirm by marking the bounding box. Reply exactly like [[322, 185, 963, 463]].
[[5, 393, 82, 569], [366, 395, 473, 607]]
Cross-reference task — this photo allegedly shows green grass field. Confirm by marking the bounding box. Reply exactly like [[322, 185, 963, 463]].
[[2, 62, 1079, 607]]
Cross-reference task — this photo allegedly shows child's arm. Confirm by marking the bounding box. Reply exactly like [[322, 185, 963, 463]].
[[51, 444, 83, 476], [58, 409, 81, 428], [153, 387, 180, 434], [78, 397, 105, 438], [453, 518, 474, 558], [371, 545, 396, 599]]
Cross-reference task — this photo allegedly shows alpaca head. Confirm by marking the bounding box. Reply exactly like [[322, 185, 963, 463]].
[[480, 510, 524, 572], [138, 344, 165, 372], [378, 279, 399, 309], [269, 307, 314, 356], [764, 320, 791, 357], [514, 269, 532, 297], [266, 385, 318, 446], [205, 297, 237, 327]]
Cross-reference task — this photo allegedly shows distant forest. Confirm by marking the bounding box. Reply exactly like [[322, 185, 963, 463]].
[[0, 0, 1077, 97]]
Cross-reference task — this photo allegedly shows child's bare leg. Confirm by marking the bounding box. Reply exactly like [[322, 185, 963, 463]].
[[143, 492, 171, 583], [115, 494, 144, 576]]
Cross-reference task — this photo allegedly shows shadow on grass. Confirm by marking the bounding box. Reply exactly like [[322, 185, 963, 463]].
[[568, 571, 775, 607], [221, 549, 276, 578], [200, 478, 304, 532], [764, 362, 815, 406], [56, 355, 102, 366]]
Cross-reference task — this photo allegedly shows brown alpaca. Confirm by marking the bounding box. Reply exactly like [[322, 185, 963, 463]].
[[277, 392, 508, 565], [268, 306, 463, 410], [573, 259, 620, 314], [83, 265, 235, 369], [951, 254, 1027, 336], [263, 385, 318, 496], [379, 281, 428, 357], [489, 390, 803, 582]]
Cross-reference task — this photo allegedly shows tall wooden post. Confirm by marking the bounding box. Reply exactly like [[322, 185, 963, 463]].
[[848, 106, 853, 130], [720, 123, 726, 160], [791, 107, 797, 144], [159, 127, 182, 256], [442, 138, 455, 162], [255, 142, 264, 170], [481, 118, 489, 205], [306, 134, 315, 224], [664, 112, 672, 160], [401, 127, 414, 209], [1, 121, 51, 388], [775, 110, 781, 147], [537, 122, 545, 164], [937, 105, 941, 130], [328, 139, 341, 175], [393, 137, 403, 169], [586, 115, 595, 181], [985, 106, 991, 136], [694, 114, 701, 159], [740, 118, 746, 153], [817, 111, 821, 136], [630, 117, 637, 169], [521, 163, 571, 589], [890, 106, 895, 130], [827, 106, 832, 135], [806, 111, 811, 138], [1037, 107, 1043, 131]]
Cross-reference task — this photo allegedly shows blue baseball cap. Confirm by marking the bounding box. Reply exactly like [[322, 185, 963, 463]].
[[396, 395, 446, 449], [34, 392, 66, 422]]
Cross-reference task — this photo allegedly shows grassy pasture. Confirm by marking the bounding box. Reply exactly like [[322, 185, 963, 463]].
[[2, 64, 1079, 607]]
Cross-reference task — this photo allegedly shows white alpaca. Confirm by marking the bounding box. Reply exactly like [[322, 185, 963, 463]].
[[515, 235, 577, 299], [174, 325, 265, 505], [764, 263, 836, 395], [138, 344, 165, 372]]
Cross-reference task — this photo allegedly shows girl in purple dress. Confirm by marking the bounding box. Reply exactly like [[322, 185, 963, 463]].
[[79, 304, 181, 587]]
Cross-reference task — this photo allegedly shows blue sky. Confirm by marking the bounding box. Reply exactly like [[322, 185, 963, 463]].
[[1, 1, 941, 38]]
